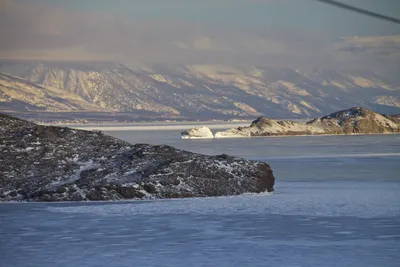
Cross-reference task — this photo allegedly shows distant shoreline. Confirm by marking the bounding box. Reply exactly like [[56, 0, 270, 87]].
[[51, 122, 253, 132]]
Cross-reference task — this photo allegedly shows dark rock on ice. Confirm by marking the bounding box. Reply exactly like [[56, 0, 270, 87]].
[[0, 114, 275, 202]]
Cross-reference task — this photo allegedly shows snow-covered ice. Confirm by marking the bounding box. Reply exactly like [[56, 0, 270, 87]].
[[1, 125, 399, 267], [1, 182, 399, 267]]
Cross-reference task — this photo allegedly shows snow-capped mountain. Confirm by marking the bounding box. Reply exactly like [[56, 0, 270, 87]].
[[0, 61, 398, 120]]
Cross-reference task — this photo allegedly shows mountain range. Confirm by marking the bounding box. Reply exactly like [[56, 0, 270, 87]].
[[0, 60, 399, 121]]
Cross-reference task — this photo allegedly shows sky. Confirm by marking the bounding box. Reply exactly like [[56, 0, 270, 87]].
[[0, 0, 399, 73], [20, 0, 400, 37]]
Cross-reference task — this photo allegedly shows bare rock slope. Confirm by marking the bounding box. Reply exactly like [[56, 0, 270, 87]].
[[0, 114, 274, 202], [215, 107, 400, 137]]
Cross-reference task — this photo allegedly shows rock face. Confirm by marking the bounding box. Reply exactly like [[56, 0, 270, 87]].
[[0, 72, 103, 112], [215, 107, 400, 137], [384, 114, 400, 124], [181, 127, 214, 139], [0, 114, 274, 202]]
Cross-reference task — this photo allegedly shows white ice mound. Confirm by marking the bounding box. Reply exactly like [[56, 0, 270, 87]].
[[181, 126, 214, 139]]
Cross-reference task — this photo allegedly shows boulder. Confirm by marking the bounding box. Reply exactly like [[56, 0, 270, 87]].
[[181, 126, 214, 139], [0, 114, 275, 202]]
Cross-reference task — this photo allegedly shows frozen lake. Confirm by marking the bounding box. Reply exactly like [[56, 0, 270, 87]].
[[1, 124, 399, 267]]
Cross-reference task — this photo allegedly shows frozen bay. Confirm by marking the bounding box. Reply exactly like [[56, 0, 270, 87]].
[[1, 124, 399, 267]]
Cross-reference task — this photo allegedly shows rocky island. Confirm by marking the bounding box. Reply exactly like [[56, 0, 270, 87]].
[[214, 107, 399, 138], [0, 114, 274, 202]]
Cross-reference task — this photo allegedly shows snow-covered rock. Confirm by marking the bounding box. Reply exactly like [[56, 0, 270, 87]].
[[0, 114, 275, 202], [215, 107, 399, 138], [215, 117, 325, 138], [215, 118, 324, 138], [181, 127, 214, 139], [307, 107, 399, 134], [214, 128, 251, 138]]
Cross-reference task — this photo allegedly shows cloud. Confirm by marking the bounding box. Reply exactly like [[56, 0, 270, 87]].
[[336, 35, 400, 55], [0, 0, 399, 73]]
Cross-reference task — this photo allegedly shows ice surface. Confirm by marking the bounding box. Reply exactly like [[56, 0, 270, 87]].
[[1, 182, 399, 267], [46, 182, 400, 218], [1, 124, 399, 267]]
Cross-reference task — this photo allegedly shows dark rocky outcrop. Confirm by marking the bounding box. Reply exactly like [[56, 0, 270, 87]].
[[215, 107, 399, 138], [0, 114, 274, 202]]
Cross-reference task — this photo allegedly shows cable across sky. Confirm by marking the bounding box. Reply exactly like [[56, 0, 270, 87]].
[[316, 0, 400, 25]]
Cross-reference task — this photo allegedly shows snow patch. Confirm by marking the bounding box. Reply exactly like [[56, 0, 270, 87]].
[[50, 160, 100, 188]]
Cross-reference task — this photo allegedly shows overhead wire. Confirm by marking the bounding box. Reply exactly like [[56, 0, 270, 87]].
[[316, 0, 400, 25]]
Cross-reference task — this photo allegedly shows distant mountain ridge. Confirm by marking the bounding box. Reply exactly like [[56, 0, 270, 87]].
[[0, 60, 399, 120]]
